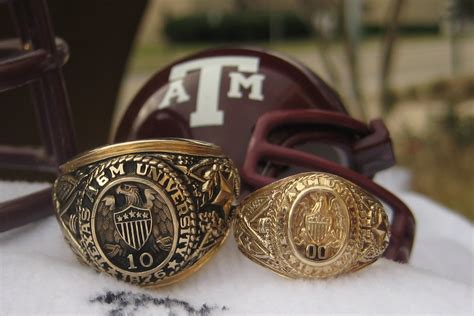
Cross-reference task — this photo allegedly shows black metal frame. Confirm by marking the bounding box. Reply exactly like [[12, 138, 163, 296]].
[[0, 0, 76, 232]]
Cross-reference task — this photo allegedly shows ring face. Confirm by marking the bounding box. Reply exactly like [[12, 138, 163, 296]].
[[53, 139, 240, 287], [233, 172, 389, 279], [94, 178, 178, 274], [288, 188, 350, 265]]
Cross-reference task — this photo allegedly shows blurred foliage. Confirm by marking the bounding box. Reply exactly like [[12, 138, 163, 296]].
[[397, 110, 473, 221], [364, 24, 439, 36], [162, 11, 445, 44], [127, 39, 322, 74], [386, 76, 474, 112], [393, 75, 473, 220], [442, 106, 474, 146], [163, 11, 312, 43], [457, 0, 474, 18]]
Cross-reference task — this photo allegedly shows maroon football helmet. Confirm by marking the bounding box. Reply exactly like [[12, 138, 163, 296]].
[[113, 47, 415, 263]]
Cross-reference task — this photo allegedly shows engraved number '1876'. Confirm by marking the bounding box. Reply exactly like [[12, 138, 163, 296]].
[[127, 252, 154, 270], [305, 244, 328, 260]]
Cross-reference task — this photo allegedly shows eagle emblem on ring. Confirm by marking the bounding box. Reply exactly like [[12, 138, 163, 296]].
[[113, 205, 152, 250], [95, 183, 175, 258], [304, 195, 332, 244], [294, 192, 345, 250]]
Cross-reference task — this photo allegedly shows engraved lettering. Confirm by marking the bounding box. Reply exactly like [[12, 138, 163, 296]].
[[180, 215, 190, 228], [139, 252, 153, 268], [148, 166, 161, 182], [154, 271, 167, 279], [96, 172, 109, 187], [158, 175, 177, 192], [127, 252, 153, 269], [109, 163, 125, 178], [176, 202, 189, 216], [171, 190, 184, 204], [305, 244, 328, 260], [175, 245, 187, 257], [127, 253, 137, 270], [80, 207, 91, 221], [81, 222, 91, 234], [136, 163, 148, 176]]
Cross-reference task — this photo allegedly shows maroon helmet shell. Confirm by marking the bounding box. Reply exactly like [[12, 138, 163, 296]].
[[113, 47, 415, 263], [114, 47, 350, 170]]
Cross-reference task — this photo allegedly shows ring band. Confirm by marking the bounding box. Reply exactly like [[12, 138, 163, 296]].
[[233, 172, 389, 278], [53, 139, 240, 287]]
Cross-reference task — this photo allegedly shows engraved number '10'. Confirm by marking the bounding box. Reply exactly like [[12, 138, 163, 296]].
[[127, 252, 153, 270], [305, 244, 328, 260]]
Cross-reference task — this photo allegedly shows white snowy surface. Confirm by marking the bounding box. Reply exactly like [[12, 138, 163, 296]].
[[0, 168, 472, 316]]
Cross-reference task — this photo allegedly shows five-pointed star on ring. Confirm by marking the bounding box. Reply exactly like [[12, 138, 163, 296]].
[[168, 260, 179, 270], [211, 171, 234, 218]]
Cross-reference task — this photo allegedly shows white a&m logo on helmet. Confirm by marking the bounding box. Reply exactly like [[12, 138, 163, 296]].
[[150, 56, 266, 127]]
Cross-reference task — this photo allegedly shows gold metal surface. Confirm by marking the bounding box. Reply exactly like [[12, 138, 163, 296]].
[[233, 172, 389, 279], [53, 139, 240, 287], [60, 138, 223, 174]]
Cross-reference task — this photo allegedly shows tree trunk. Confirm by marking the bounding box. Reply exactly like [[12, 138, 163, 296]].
[[341, 0, 366, 121], [380, 0, 405, 113]]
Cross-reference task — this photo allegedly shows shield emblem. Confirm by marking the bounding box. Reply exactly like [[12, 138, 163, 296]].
[[114, 205, 152, 250], [305, 213, 330, 244]]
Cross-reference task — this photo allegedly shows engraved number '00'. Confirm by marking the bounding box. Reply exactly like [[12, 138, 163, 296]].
[[127, 252, 154, 270], [305, 244, 328, 260]]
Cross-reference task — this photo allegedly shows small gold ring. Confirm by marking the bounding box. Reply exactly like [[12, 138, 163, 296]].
[[53, 139, 240, 287], [233, 172, 389, 279]]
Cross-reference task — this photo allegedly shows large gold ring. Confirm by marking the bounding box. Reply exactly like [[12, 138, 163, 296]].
[[233, 172, 389, 278], [53, 139, 240, 287]]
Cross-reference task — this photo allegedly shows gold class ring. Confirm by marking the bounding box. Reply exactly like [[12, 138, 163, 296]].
[[233, 172, 389, 279], [53, 139, 240, 287]]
